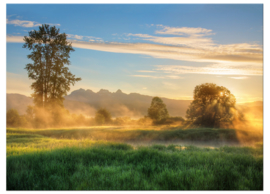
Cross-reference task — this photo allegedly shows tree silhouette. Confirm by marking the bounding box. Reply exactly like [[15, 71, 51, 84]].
[[23, 24, 81, 109], [148, 97, 169, 124], [95, 108, 112, 125], [186, 83, 237, 128]]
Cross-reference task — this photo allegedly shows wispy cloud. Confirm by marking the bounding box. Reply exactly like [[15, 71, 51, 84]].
[[155, 25, 213, 36], [67, 34, 103, 42], [131, 75, 165, 79], [155, 64, 262, 76], [67, 34, 83, 40], [6, 24, 263, 76], [137, 70, 156, 73], [229, 76, 249, 79], [127, 33, 214, 47], [131, 74, 183, 79], [6, 18, 60, 28], [6, 35, 262, 65], [6, 35, 24, 43], [7, 18, 41, 27]]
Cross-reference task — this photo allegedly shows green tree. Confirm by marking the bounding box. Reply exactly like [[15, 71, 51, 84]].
[[186, 83, 237, 128], [6, 109, 20, 127], [23, 24, 81, 109], [148, 97, 169, 124], [95, 108, 112, 125]]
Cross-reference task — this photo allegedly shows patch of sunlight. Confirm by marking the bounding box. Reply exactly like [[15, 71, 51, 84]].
[[6, 133, 108, 157], [175, 146, 186, 150]]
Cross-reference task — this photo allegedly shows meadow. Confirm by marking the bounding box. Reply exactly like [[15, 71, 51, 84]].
[[6, 126, 263, 190]]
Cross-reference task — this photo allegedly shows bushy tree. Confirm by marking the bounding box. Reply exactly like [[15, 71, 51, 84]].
[[186, 83, 237, 128], [6, 109, 30, 127], [23, 24, 81, 109], [6, 109, 21, 127], [95, 108, 112, 125], [148, 97, 169, 124]]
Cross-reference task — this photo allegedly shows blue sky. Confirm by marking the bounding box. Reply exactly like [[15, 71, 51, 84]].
[[6, 4, 263, 102]]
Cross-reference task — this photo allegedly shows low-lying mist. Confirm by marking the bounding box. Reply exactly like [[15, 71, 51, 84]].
[[6, 101, 263, 147]]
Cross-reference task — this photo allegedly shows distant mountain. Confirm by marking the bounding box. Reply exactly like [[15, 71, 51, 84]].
[[64, 88, 192, 118], [6, 93, 33, 115], [6, 89, 263, 119], [6, 89, 192, 118]]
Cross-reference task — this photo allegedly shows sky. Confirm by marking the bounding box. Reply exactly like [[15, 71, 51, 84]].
[[6, 4, 263, 103]]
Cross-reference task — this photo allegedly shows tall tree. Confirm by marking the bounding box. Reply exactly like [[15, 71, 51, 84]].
[[148, 97, 169, 124], [186, 83, 237, 128], [23, 24, 81, 109]]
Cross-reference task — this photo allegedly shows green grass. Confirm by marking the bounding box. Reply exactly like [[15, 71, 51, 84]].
[[7, 126, 263, 144], [6, 127, 263, 190]]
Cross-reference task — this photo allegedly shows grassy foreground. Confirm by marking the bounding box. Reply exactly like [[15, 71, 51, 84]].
[[6, 127, 263, 190]]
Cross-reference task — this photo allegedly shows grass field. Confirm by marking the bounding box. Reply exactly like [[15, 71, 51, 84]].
[[6, 126, 263, 190]]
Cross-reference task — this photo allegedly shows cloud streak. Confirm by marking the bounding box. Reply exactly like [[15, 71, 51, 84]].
[[67, 34, 103, 42], [131, 74, 183, 79], [6, 25, 263, 76], [6, 18, 60, 28], [155, 64, 262, 76], [6, 35, 263, 65], [7, 19, 41, 27], [155, 25, 214, 36], [229, 76, 249, 79]]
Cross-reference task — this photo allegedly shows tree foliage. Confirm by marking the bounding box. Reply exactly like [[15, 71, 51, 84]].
[[6, 109, 29, 127], [148, 97, 169, 124], [6, 109, 21, 127], [23, 24, 81, 109], [95, 108, 112, 125], [186, 83, 237, 127]]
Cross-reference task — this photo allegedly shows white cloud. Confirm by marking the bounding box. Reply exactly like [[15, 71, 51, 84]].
[[7, 18, 60, 28], [70, 40, 262, 64], [6, 35, 24, 43], [7, 35, 262, 68], [7, 18, 41, 27], [6, 24, 263, 77], [155, 63, 262, 76], [137, 70, 156, 73], [131, 74, 183, 79], [155, 25, 213, 36], [131, 75, 165, 79], [229, 76, 249, 79], [67, 34, 103, 42], [127, 33, 214, 47]]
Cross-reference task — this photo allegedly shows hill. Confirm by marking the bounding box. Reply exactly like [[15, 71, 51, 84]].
[[6, 89, 263, 120], [7, 89, 192, 118]]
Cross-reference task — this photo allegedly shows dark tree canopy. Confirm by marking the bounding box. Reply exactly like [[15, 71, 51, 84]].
[[148, 97, 169, 123], [95, 108, 112, 125], [23, 24, 81, 109], [186, 83, 237, 128]]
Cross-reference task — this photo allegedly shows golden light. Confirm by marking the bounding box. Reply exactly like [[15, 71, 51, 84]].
[[220, 92, 223, 96]]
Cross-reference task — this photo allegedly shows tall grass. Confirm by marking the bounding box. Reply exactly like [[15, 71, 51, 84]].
[[6, 127, 263, 190], [7, 126, 263, 145], [7, 143, 263, 190]]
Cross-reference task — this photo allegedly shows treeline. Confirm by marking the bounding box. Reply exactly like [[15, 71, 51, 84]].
[[6, 105, 185, 128], [6, 83, 245, 128]]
